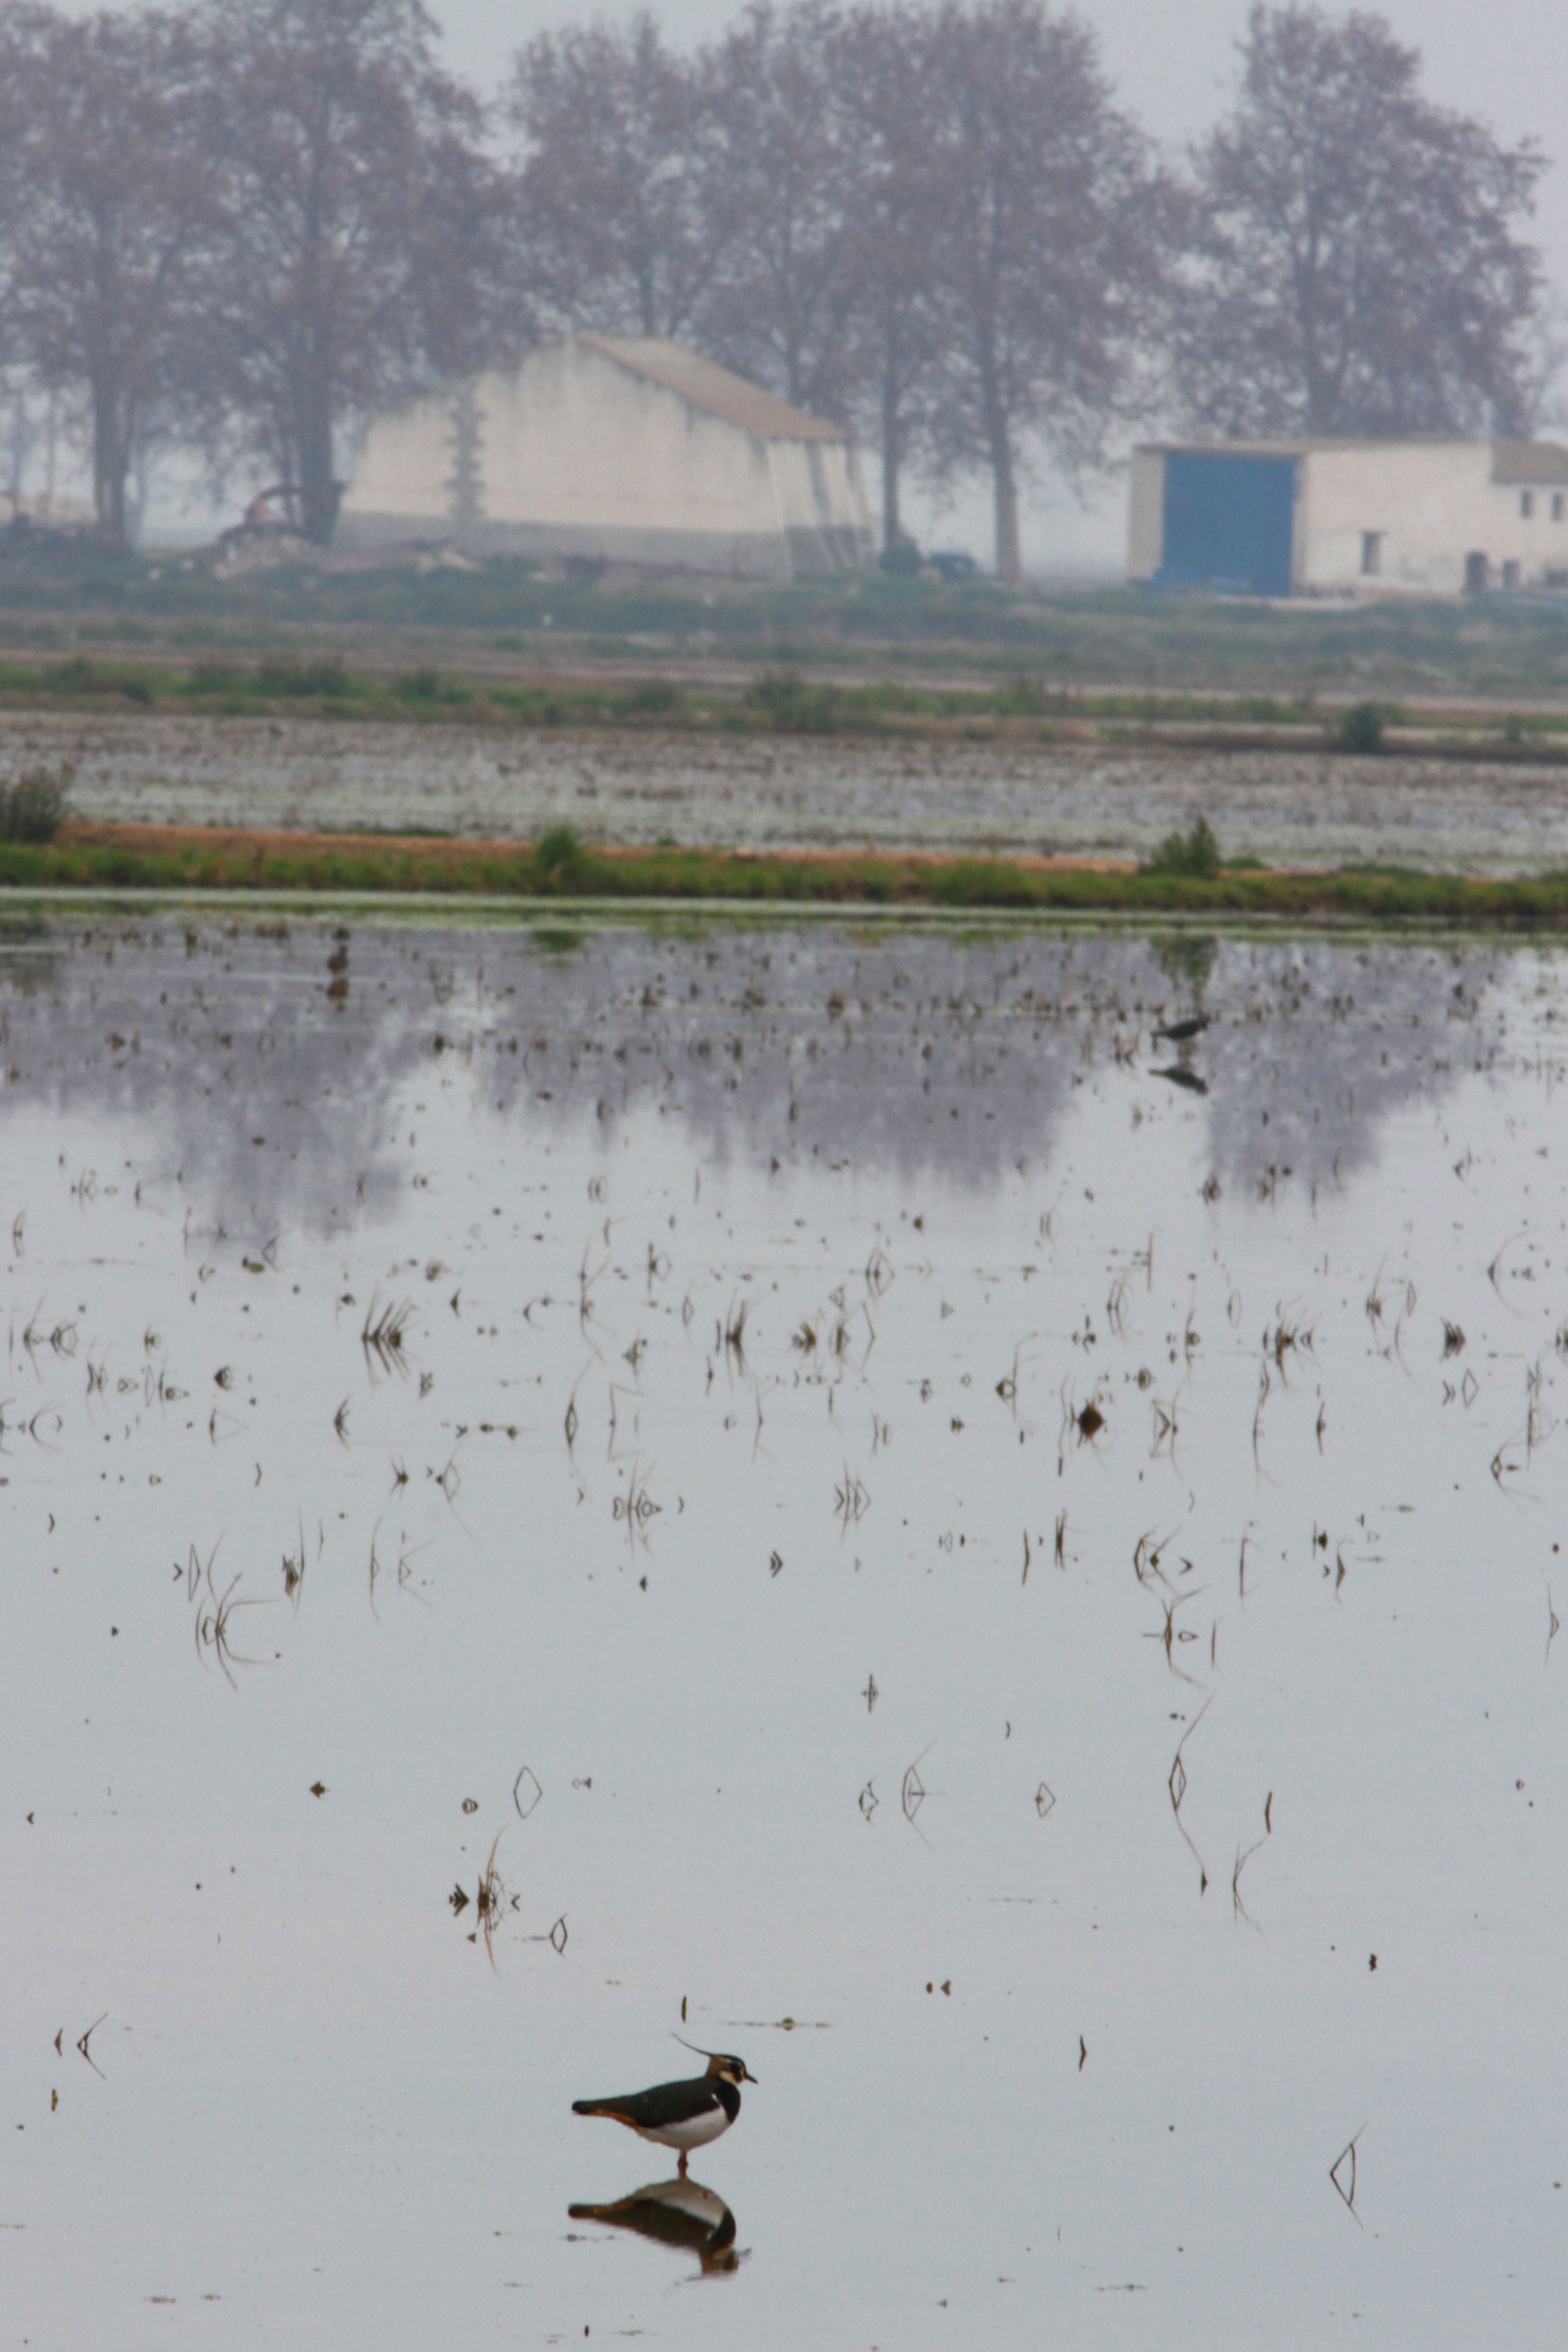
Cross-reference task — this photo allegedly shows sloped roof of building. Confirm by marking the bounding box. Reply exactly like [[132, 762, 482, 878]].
[[1490, 440, 1568, 483], [1136, 437, 1315, 457], [1138, 434, 1568, 480], [577, 334, 848, 444]]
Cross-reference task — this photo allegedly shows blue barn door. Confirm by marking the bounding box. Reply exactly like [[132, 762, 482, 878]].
[[1160, 453, 1297, 597]]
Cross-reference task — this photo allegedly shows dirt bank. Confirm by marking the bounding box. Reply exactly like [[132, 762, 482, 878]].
[[6, 707, 1568, 873]]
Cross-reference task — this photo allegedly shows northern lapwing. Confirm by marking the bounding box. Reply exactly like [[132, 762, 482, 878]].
[[572, 2046, 755, 2175], [1151, 1008, 1212, 1092], [1154, 1013, 1211, 1045]]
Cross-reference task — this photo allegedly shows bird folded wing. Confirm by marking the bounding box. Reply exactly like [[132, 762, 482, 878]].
[[574, 2079, 720, 2129]]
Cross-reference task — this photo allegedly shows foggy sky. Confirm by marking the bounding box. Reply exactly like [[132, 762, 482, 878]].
[[432, 1, 1563, 278]]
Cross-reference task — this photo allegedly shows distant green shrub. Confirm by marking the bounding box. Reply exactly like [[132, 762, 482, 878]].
[[1336, 701, 1384, 754], [878, 536, 921, 576], [744, 667, 843, 732], [1148, 816, 1221, 879], [0, 764, 71, 842], [533, 820, 585, 887], [621, 677, 681, 715], [994, 673, 1063, 719], [745, 665, 807, 712], [257, 655, 349, 698]]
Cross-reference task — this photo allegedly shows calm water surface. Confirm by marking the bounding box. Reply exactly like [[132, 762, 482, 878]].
[[2, 915, 1566, 2348]]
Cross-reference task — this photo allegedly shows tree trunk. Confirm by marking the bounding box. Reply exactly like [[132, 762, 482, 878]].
[[91, 376, 129, 545], [988, 410, 1020, 584], [975, 327, 1021, 583], [880, 346, 902, 546], [297, 364, 339, 545], [296, 192, 339, 544]]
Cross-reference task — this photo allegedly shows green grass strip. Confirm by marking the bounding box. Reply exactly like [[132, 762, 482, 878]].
[[3, 830, 1568, 927], [7, 650, 1568, 756]]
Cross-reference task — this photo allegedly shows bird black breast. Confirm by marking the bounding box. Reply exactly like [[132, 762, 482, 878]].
[[715, 2079, 742, 2123]]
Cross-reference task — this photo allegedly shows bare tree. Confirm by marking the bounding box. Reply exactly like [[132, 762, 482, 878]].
[[700, 2, 860, 420], [833, 3, 948, 547], [923, 1, 1163, 582], [195, 0, 494, 544], [508, 15, 729, 342], [0, 5, 216, 543], [1175, 4, 1546, 438], [0, 6, 38, 372]]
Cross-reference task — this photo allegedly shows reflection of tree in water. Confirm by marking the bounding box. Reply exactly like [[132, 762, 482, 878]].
[[0, 922, 416, 1238], [0, 918, 1534, 1230], [525, 926, 1096, 1187], [481, 928, 1529, 1199], [0, 919, 67, 1002], [1153, 931, 1219, 1002], [1183, 937, 1522, 1191]]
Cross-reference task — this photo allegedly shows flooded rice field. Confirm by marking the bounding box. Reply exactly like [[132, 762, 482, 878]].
[[3, 911, 1567, 2349], [9, 704, 1568, 870]]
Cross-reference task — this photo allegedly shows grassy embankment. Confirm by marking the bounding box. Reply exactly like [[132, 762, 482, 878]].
[[5, 818, 1568, 927], [3, 649, 1568, 758], [10, 545, 1568, 701]]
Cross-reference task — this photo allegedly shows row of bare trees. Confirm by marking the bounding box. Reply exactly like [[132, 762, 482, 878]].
[[0, 0, 1550, 579], [0, 0, 497, 546], [512, 1, 1166, 576]]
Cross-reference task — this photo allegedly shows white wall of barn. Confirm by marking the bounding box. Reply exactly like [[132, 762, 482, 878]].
[[1124, 440, 1568, 597], [337, 340, 871, 576], [1299, 444, 1568, 593], [1124, 448, 1166, 577]]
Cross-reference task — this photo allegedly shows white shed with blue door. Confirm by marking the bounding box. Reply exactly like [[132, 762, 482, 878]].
[[1128, 437, 1568, 598]]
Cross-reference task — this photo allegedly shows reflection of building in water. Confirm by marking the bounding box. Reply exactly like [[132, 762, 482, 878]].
[[569, 2176, 739, 2275], [0, 922, 1535, 1234]]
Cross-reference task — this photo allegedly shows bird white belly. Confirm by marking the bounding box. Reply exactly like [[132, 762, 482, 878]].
[[643, 2106, 732, 2152]]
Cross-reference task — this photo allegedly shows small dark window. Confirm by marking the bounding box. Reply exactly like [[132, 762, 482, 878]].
[[1465, 551, 1489, 595], [1360, 530, 1383, 577], [1521, 491, 1534, 519], [1502, 559, 1522, 591], [1553, 492, 1565, 523]]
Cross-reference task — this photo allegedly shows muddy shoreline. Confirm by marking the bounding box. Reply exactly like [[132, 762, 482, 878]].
[[4, 706, 1568, 874]]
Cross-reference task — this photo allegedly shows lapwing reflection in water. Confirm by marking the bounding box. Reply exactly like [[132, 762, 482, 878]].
[[1151, 1006, 1214, 1095], [572, 2046, 755, 2174], [569, 2177, 741, 2277]]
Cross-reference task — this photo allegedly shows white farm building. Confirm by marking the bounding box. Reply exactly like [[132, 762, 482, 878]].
[[1127, 437, 1568, 599], [336, 334, 872, 580]]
